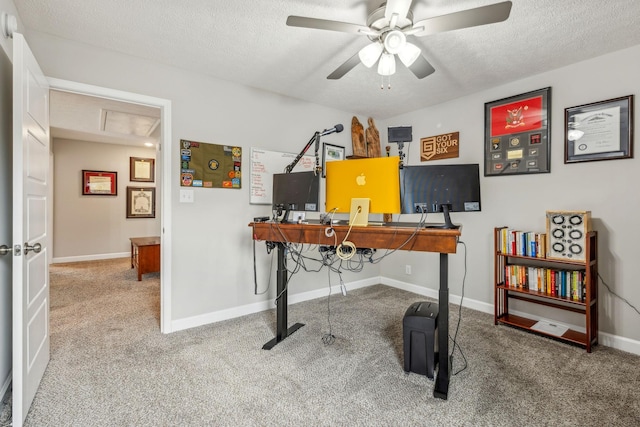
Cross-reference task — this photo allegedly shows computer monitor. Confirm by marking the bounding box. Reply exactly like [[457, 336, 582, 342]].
[[388, 126, 413, 143], [272, 171, 320, 221], [400, 163, 481, 229], [325, 156, 401, 219]]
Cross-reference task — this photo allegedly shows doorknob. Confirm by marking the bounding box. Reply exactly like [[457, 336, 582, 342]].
[[24, 242, 42, 255], [0, 245, 12, 256]]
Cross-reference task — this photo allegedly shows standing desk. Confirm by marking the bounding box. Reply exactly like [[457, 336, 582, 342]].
[[249, 221, 461, 400]]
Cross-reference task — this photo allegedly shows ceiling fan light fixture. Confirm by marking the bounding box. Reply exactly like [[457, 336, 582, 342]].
[[398, 42, 421, 67], [358, 42, 383, 68], [378, 53, 396, 76], [383, 30, 406, 54]]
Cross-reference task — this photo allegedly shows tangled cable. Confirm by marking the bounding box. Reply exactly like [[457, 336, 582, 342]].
[[336, 207, 360, 260]]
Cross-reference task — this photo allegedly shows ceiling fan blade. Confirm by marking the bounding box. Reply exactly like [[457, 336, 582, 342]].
[[385, 0, 413, 24], [286, 16, 371, 35], [327, 53, 362, 80], [412, 1, 512, 37], [407, 54, 436, 79]]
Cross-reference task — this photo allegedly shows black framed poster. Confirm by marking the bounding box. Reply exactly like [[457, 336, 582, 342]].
[[484, 87, 551, 176]]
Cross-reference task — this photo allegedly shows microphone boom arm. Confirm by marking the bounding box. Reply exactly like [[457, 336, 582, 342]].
[[284, 131, 321, 174]]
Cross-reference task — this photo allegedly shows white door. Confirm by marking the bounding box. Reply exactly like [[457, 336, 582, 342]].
[[12, 33, 50, 426]]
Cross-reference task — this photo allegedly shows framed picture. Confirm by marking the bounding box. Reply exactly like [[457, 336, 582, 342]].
[[484, 87, 551, 176], [322, 143, 345, 177], [82, 170, 117, 195], [130, 157, 155, 182], [126, 186, 156, 218], [565, 95, 634, 163]]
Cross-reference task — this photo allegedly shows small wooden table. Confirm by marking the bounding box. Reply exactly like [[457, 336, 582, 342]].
[[130, 236, 160, 281]]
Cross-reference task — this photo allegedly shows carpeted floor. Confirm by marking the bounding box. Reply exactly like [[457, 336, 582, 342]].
[[2, 258, 639, 426]]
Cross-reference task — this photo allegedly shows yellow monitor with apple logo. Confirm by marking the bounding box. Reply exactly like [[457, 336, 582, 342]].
[[325, 156, 401, 216]]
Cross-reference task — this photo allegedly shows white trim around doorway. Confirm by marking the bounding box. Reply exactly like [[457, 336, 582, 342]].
[[46, 77, 173, 333]]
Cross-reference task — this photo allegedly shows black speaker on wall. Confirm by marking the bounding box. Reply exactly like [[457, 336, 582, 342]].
[[546, 210, 592, 261]]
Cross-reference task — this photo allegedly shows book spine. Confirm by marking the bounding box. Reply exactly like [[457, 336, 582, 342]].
[[501, 228, 508, 254], [530, 233, 536, 258]]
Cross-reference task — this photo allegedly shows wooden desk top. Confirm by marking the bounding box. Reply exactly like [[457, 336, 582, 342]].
[[250, 221, 460, 254], [130, 236, 161, 247]]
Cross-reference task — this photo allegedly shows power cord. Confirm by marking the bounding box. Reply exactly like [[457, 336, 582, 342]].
[[598, 273, 640, 317], [336, 207, 360, 260], [451, 240, 468, 376], [322, 267, 336, 345], [252, 236, 275, 295]]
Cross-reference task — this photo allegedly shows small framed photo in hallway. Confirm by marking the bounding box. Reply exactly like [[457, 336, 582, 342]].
[[130, 157, 155, 182], [126, 186, 156, 218]]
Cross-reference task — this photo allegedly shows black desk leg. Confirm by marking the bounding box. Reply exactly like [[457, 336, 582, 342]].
[[262, 242, 304, 350], [434, 253, 450, 399]]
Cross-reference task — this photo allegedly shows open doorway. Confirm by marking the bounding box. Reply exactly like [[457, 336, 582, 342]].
[[50, 89, 161, 263], [47, 78, 172, 333]]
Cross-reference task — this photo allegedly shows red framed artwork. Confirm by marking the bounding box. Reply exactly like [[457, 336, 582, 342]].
[[484, 87, 551, 176], [82, 170, 117, 195]]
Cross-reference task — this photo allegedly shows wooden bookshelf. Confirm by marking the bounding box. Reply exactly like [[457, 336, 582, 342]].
[[493, 227, 598, 352]]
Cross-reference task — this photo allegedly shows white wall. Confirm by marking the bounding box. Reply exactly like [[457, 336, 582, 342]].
[[380, 44, 640, 344], [52, 138, 160, 262], [5, 1, 639, 349], [23, 30, 377, 323]]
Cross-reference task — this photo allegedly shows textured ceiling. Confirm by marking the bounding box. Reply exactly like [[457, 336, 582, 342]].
[[49, 90, 160, 146], [14, 0, 640, 120]]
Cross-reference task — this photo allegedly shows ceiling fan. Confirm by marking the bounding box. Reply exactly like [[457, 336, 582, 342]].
[[286, 0, 512, 80]]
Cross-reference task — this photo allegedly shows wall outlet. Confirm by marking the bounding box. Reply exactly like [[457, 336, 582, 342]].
[[179, 189, 194, 203], [405, 264, 412, 275]]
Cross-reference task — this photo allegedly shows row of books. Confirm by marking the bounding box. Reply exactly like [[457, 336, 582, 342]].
[[502, 264, 586, 301], [497, 227, 546, 258]]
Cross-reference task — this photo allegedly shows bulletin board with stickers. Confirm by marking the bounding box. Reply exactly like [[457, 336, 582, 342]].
[[180, 139, 242, 188]]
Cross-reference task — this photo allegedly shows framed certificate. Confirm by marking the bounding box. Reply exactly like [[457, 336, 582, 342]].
[[321, 143, 345, 177], [484, 87, 551, 176], [82, 170, 117, 195], [130, 157, 155, 182], [126, 186, 156, 218], [565, 95, 634, 163]]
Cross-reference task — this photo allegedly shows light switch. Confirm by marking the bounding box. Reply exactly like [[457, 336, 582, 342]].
[[180, 189, 194, 203]]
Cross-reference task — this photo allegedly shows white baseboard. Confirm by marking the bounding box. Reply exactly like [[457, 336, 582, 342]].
[[598, 331, 640, 355], [170, 276, 640, 356], [170, 276, 381, 333], [382, 278, 640, 356], [52, 252, 129, 264], [0, 371, 10, 403]]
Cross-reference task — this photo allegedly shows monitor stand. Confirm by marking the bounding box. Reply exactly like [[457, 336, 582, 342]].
[[425, 204, 459, 229], [349, 198, 370, 226], [275, 204, 294, 223]]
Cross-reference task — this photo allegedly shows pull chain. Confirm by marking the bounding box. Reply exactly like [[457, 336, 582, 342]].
[[380, 75, 392, 90]]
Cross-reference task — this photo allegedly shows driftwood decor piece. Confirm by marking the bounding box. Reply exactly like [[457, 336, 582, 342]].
[[351, 116, 382, 158], [351, 116, 367, 157], [365, 117, 381, 157]]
